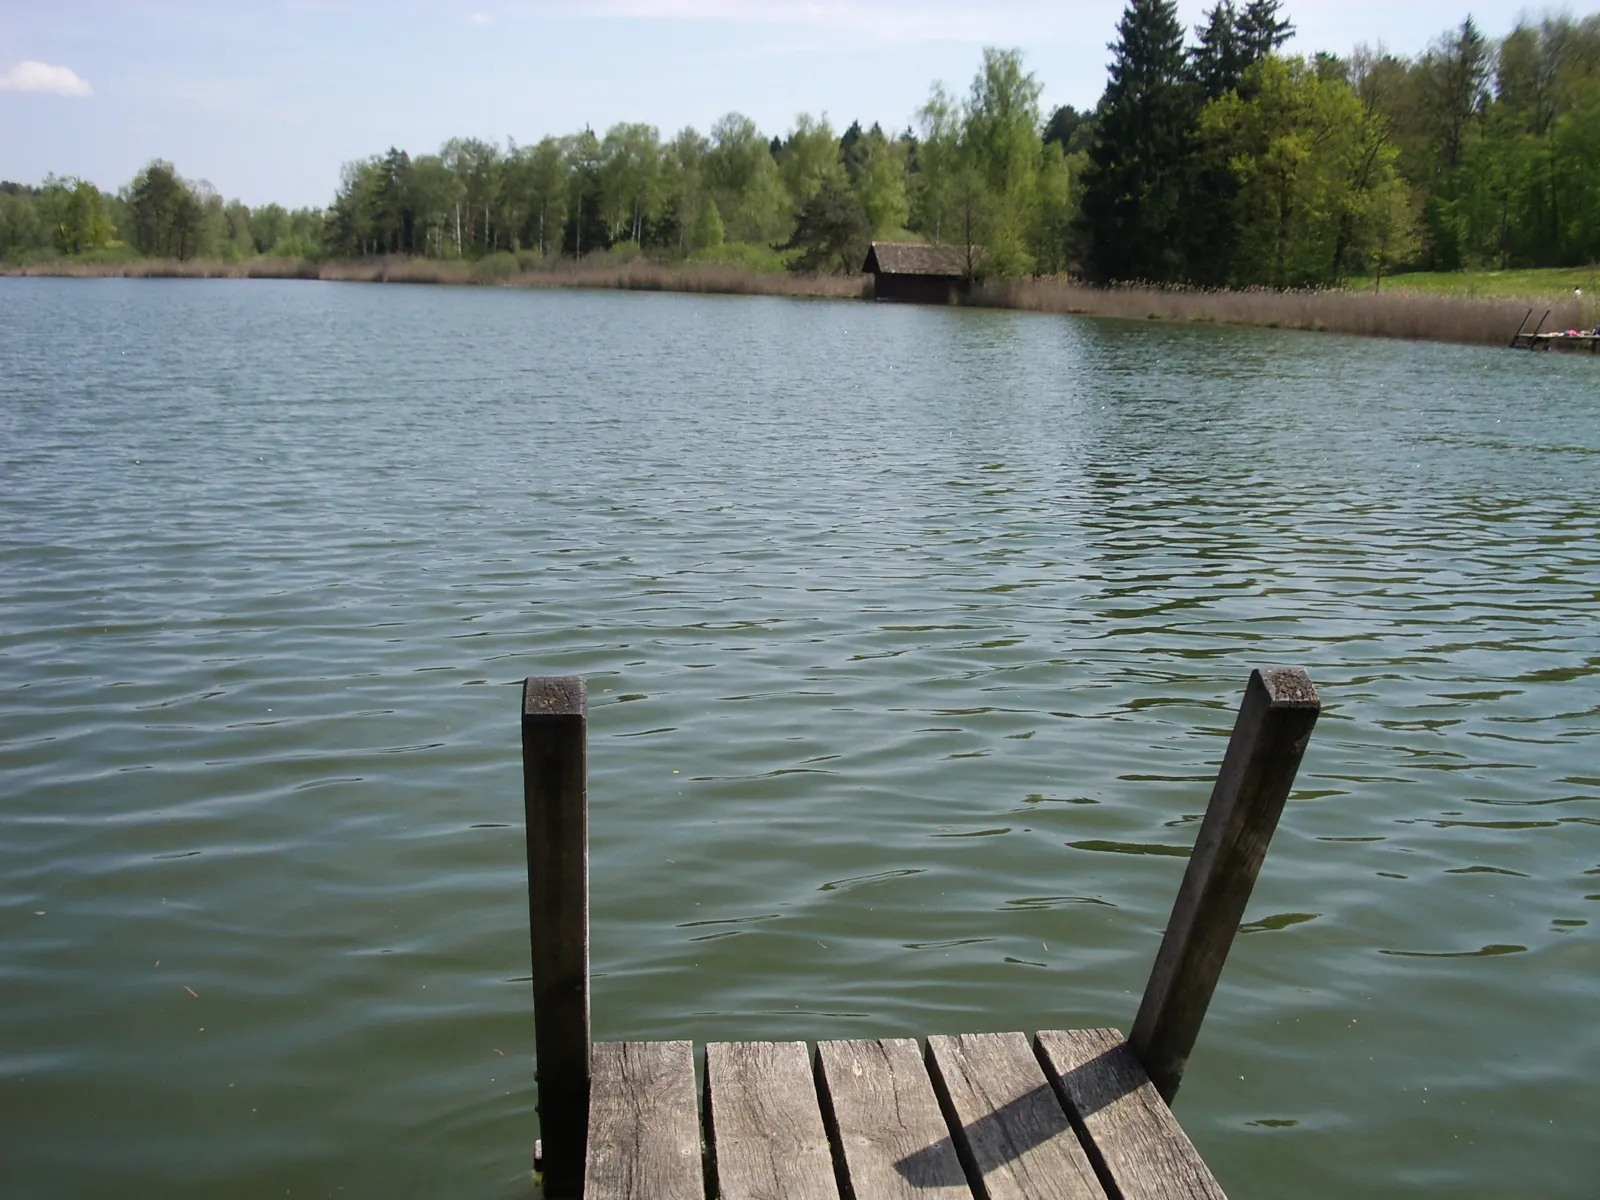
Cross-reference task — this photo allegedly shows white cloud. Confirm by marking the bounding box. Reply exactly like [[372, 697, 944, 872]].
[[470, 10, 492, 22], [0, 61, 94, 96]]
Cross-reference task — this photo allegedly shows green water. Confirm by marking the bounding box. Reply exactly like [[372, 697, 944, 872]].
[[2, 278, 1596, 1197]]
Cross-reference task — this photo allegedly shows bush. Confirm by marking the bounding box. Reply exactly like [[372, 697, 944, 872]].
[[73, 244, 142, 265], [268, 234, 320, 259], [687, 241, 791, 274], [471, 251, 520, 281]]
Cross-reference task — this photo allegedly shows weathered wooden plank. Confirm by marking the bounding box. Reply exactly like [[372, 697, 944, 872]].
[[1036, 1029, 1226, 1200], [585, 1041, 704, 1200], [706, 1040, 839, 1200], [816, 1038, 971, 1200], [925, 1033, 1104, 1200], [1129, 667, 1320, 1104], [522, 675, 590, 1198]]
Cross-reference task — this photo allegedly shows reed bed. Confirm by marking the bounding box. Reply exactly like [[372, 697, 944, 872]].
[[499, 259, 866, 298], [6, 255, 865, 299], [9, 257, 322, 280], [971, 277, 1590, 347]]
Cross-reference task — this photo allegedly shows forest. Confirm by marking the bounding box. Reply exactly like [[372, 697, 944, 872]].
[[3, 1, 1598, 288]]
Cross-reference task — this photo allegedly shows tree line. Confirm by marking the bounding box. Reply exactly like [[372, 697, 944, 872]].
[[3, 3, 1597, 287], [1084, 1, 1600, 285], [0, 164, 323, 265]]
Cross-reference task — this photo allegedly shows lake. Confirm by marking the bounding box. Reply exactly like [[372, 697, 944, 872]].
[[2, 278, 1596, 1197]]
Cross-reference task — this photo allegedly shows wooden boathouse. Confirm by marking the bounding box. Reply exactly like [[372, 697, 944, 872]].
[[523, 667, 1323, 1199], [863, 242, 974, 305]]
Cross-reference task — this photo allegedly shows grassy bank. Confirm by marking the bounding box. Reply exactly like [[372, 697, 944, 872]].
[[1381, 265, 1599, 301], [9, 255, 1596, 347], [972, 277, 1593, 347]]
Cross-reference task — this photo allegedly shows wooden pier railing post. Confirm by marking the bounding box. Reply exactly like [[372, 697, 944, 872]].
[[1129, 667, 1320, 1105], [1528, 307, 1550, 349], [522, 676, 590, 1198]]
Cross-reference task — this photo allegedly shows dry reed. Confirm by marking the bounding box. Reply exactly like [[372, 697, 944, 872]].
[[3, 255, 864, 299], [8, 257, 322, 280], [971, 277, 1590, 347]]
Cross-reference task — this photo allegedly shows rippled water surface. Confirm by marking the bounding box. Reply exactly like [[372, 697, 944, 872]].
[[3, 278, 1597, 1197]]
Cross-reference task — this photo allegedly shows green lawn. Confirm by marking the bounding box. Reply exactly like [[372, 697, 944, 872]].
[[1377, 265, 1600, 300]]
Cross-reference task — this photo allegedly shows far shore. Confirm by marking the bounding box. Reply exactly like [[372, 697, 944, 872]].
[[5, 256, 1591, 350]]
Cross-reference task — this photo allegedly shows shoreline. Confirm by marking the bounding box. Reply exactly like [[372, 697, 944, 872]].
[[5, 257, 1591, 349]]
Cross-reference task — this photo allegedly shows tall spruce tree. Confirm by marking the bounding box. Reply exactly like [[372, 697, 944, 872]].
[[1192, 2, 1246, 102], [1080, 0, 1195, 281], [1237, 0, 1295, 62], [1428, 17, 1491, 172], [1194, 0, 1293, 102]]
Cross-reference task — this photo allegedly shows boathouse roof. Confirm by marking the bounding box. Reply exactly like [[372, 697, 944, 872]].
[[862, 241, 972, 278]]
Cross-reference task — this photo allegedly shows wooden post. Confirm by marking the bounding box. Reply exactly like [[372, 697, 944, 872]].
[[1128, 667, 1320, 1105], [523, 676, 590, 1198]]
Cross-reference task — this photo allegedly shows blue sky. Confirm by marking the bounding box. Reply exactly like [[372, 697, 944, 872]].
[[0, 0, 1564, 209]]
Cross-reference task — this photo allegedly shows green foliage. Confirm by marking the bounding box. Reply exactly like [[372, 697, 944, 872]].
[[852, 126, 910, 235], [901, 49, 1060, 279], [43, 177, 114, 255], [1042, 106, 1092, 154], [1199, 56, 1414, 286], [515, 138, 568, 258], [910, 84, 962, 245], [249, 203, 288, 253], [72, 244, 142, 265], [686, 241, 790, 272], [705, 113, 788, 245], [220, 199, 255, 261], [1030, 143, 1082, 275], [472, 251, 520, 280], [783, 178, 870, 273], [777, 115, 847, 208], [268, 234, 320, 259], [599, 123, 664, 246], [691, 198, 725, 251], [124, 161, 207, 259], [0, 189, 44, 261]]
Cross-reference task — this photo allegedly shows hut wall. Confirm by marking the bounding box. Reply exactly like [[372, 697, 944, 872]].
[[873, 273, 962, 305]]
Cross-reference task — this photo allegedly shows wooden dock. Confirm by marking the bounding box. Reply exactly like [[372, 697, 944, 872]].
[[523, 668, 1322, 1199], [1509, 307, 1600, 352]]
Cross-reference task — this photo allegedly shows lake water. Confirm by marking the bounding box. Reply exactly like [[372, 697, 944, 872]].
[[2, 278, 1596, 1198]]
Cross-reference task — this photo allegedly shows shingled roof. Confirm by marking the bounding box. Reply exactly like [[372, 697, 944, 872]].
[[862, 242, 973, 277]]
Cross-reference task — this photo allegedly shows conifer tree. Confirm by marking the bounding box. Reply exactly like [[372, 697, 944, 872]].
[[1194, 0, 1293, 103], [1237, 0, 1295, 63], [1192, 2, 1246, 102], [1080, 0, 1195, 281]]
